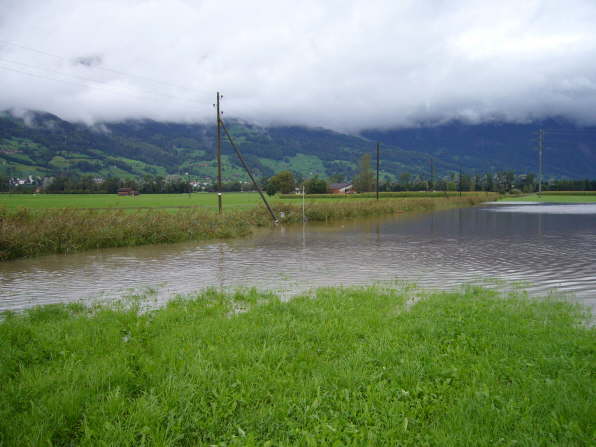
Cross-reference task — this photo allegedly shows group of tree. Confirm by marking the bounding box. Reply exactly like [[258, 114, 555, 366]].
[[0, 174, 195, 194], [2, 168, 595, 195], [381, 172, 596, 194], [264, 170, 329, 195], [352, 153, 375, 192], [265, 171, 296, 195]]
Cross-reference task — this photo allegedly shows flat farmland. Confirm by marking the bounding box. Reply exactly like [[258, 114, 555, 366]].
[[0, 192, 269, 211], [500, 193, 596, 203]]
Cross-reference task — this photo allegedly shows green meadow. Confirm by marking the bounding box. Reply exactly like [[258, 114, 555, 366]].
[[0, 192, 267, 211], [0, 191, 498, 211], [0, 286, 593, 445], [500, 192, 596, 203]]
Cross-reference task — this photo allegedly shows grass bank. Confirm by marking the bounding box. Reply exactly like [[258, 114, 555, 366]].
[[0, 194, 498, 261], [500, 192, 596, 203], [0, 207, 255, 260], [0, 286, 593, 445]]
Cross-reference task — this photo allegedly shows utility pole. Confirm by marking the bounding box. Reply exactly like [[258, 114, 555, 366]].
[[302, 184, 305, 222], [459, 167, 463, 197], [538, 128, 544, 196], [186, 172, 191, 198], [64, 132, 69, 178], [376, 142, 380, 200], [429, 158, 434, 191], [216, 92, 223, 213]]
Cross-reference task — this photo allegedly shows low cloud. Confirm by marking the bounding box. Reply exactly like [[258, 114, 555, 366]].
[[1, 0, 595, 131]]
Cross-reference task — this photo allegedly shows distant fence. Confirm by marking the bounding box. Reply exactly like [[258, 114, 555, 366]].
[[278, 191, 488, 199], [541, 191, 596, 196]]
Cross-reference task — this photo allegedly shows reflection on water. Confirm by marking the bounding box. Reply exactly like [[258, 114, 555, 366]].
[[1, 203, 595, 313]]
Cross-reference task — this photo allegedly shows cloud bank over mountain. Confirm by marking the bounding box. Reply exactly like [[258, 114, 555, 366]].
[[1, 0, 595, 130]]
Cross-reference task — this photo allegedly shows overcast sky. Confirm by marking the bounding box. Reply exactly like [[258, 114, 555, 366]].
[[1, 0, 595, 131]]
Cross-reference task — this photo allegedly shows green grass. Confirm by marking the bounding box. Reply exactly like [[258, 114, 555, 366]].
[[500, 193, 596, 203], [0, 191, 495, 211], [0, 192, 267, 210], [0, 285, 593, 445]]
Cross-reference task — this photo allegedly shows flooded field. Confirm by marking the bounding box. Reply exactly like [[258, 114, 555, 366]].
[[1, 202, 595, 313]]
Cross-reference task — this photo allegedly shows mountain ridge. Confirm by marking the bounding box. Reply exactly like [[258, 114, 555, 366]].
[[1, 111, 595, 181]]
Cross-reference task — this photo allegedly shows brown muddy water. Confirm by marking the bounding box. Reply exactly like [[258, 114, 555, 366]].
[[1, 202, 595, 313]]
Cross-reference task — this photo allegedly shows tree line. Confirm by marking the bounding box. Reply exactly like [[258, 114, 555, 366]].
[[1, 169, 595, 195]]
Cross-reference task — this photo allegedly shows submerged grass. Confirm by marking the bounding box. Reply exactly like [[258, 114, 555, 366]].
[[0, 194, 498, 261], [0, 286, 593, 445]]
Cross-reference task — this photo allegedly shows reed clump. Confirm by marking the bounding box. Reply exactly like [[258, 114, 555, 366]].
[[0, 193, 498, 260], [0, 286, 593, 445]]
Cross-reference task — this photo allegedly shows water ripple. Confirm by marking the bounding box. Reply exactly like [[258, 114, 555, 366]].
[[1, 203, 595, 313]]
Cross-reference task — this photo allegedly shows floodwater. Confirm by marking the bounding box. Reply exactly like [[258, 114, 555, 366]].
[[1, 203, 595, 313]]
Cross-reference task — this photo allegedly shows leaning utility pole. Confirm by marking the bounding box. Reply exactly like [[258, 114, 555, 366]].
[[216, 92, 223, 213], [538, 128, 544, 196], [376, 142, 380, 200], [220, 119, 278, 223]]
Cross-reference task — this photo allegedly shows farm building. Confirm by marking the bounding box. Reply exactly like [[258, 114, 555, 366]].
[[117, 188, 139, 196], [328, 182, 354, 194]]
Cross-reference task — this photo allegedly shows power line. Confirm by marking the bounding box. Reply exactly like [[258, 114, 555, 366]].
[[0, 38, 190, 91], [0, 57, 203, 105], [0, 63, 204, 110], [544, 129, 596, 135]]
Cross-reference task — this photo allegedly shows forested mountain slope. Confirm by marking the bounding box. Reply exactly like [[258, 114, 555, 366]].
[[1, 111, 594, 180], [0, 112, 452, 181], [362, 119, 596, 178]]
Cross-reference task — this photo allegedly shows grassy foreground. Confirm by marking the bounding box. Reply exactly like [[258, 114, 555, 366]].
[[0, 194, 498, 261], [1, 286, 593, 445]]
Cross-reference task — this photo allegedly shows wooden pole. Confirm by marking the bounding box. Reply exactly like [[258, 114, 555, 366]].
[[216, 92, 222, 213], [376, 142, 380, 200], [538, 129, 544, 196]]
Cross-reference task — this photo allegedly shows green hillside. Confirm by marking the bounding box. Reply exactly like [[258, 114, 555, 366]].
[[363, 119, 596, 178], [0, 112, 453, 182], [4, 111, 593, 182]]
